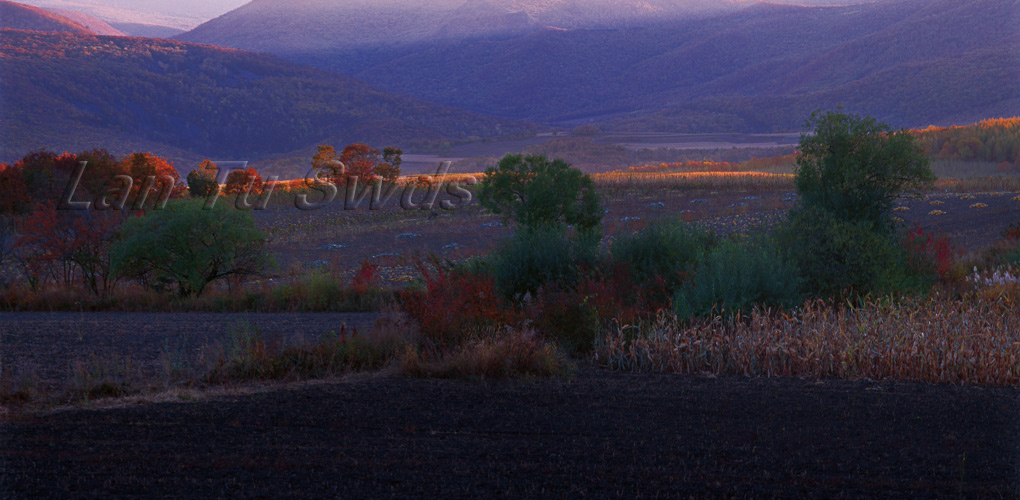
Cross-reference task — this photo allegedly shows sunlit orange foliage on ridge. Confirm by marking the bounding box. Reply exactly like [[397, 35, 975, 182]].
[[915, 117, 1020, 165]]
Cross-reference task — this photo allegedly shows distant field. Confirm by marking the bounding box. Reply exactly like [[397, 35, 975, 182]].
[[249, 173, 1020, 278], [396, 133, 801, 175], [594, 132, 801, 151]]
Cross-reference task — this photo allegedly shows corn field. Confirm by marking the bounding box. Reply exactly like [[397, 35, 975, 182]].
[[600, 292, 1020, 386]]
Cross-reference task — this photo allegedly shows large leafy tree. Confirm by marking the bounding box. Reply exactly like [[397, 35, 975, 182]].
[[79, 149, 128, 200], [378, 146, 403, 185], [339, 143, 382, 182], [122, 152, 185, 202], [795, 110, 934, 232], [479, 154, 603, 235], [0, 163, 31, 214], [14, 149, 116, 203], [311, 144, 342, 181], [223, 167, 264, 196], [187, 159, 220, 199], [111, 201, 273, 296]]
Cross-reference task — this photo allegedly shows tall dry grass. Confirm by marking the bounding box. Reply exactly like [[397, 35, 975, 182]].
[[592, 171, 795, 191], [600, 292, 1020, 386]]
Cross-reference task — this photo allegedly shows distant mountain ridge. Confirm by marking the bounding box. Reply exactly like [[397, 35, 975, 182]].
[[5, 0, 188, 37], [180, 0, 1020, 132], [11, 0, 246, 31], [108, 22, 182, 38], [177, 0, 749, 52], [40, 6, 122, 35], [0, 0, 93, 34], [0, 29, 538, 174]]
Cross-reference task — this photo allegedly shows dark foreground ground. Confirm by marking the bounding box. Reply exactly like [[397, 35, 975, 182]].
[[2, 371, 1017, 499]]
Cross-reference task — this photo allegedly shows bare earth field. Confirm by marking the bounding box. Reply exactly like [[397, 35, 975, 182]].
[[256, 185, 1020, 276], [400, 133, 801, 174], [2, 371, 1017, 498]]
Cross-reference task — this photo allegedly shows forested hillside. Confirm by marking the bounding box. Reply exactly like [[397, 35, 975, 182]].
[[0, 0, 94, 34], [178, 0, 746, 52], [917, 118, 1020, 165], [0, 29, 537, 168], [182, 0, 1020, 131]]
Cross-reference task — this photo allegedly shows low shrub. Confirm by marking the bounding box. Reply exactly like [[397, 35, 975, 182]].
[[972, 223, 1020, 269], [69, 353, 137, 402], [675, 236, 802, 319], [204, 323, 400, 384], [400, 259, 517, 347], [527, 282, 601, 354], [261, 272, 388, 313], [901, 225, 960, 284], [779, 206, 923, 299], [489, 227, 599, 303], [399, 327, 568, 380], [610, 221, 712, 304]]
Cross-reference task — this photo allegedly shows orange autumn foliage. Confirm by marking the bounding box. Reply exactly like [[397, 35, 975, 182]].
[[223, 167, 264, 195]]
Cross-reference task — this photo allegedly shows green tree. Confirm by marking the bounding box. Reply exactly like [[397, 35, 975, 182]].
[[186, 159, 220, 199], [479, 154, 603, 235], [795, 110, 934, 232], [778, 206, 920, 298], [111, 201, 273, 296]]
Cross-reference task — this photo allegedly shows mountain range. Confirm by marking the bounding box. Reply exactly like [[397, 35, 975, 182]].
[[178, 0, 755, 52], [1, 0, 1018, 177], [178, 0, 1020, 131], [0, 27, 536, 174]]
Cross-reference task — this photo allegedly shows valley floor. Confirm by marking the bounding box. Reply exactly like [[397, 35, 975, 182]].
[[2, 371, 1017, 498]]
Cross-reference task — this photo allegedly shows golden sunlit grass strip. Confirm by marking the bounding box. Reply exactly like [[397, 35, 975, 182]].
[[600, 293, 1020, 386], [592, 171, 795, 190]]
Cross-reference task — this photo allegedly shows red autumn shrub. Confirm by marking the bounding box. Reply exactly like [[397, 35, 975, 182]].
[[400, 259, 516, 347], [15, 201, 77, 287], [1003, 222, 1020, 242], [526, 281, 599, 354], [576, 263, 668, 322], [351, 261, 379, 295], [525, 264, 672, 354], [902, 224, 959, 282], [14, 201, 127, 296]]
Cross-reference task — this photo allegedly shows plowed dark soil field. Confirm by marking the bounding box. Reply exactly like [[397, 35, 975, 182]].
[[2, 372, 1017, 499]]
